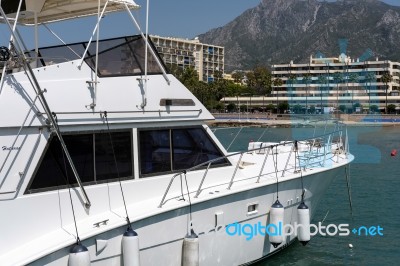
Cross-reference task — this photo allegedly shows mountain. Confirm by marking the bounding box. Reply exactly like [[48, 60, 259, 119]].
[[198, 0, 400, 71]]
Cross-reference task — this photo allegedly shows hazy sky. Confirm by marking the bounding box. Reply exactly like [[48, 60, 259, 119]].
[[134, 0, 400, 39]]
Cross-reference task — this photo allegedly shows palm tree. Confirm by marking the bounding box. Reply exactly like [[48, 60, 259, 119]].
[[303, 73, 312, 114], [365, 72, 376, 113], [333, 72, 344, 112], [272, 78, 284, 113], [318, 75, 328, 114], [381, 72, 393, 114], [348, 73, 359, 112]]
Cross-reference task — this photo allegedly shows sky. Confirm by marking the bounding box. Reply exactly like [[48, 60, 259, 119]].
[[133, 0, 261, 39], [0, 0, 400, 48]]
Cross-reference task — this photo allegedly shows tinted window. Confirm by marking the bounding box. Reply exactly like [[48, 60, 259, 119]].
[[29, 137, 73, 190], [36, 35, 167, 76], [27, 131, 132, 193], [140, 130, 171, 175], [64, 134, 94, 183], [84, 36, 165, 76], [139, 128, 228, 176], [172, 128, 225, 171], [29, 134, 94, 190], [95, 132, 132, 180]]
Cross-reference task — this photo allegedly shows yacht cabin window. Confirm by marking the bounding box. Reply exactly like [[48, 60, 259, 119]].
[[26, 131, 132, 193], [139, 127, 229, 176], [36, 35, 167, 77]]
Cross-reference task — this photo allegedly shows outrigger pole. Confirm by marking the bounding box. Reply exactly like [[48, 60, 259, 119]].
[[0, 4, 91, 208]]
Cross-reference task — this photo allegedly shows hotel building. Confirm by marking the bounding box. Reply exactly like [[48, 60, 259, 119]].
[[223, 54, 400, 113], [150, 35, 224, 83]]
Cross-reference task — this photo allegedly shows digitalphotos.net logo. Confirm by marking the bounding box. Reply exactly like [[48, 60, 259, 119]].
[[225, 222, 384, 241]]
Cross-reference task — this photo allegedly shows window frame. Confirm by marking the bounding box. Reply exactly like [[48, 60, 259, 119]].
[[138, 126, 230, 178], [25, 129, 134, 194]]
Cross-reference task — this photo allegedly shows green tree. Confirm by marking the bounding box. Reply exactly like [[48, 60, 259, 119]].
[[266, 104, 275, 111], [353, 102, 363, 113], [240, 104, 247, 113], [381, 72, 393, 114], [214, 70, 224, 82], [387, 104, 396, 114], [181, 66, 199, 89], [278, 101, 289, 113], [231, 71, 245, 83], [370, 105, 379, 113], [227, 103, 236, 113], [339, 105, 346, 113], [246, 65, 272, 95], [309, 105, 316, 114], [215, 103, 224, 112], [168, 64, 183, 79], [293, 104, 302, 114]]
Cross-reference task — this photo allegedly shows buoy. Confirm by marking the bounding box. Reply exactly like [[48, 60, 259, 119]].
[[68, 242, 90, 266], [349, 243, 353, 249], [182, 229, 199, 266], [122, 227, 140, 266], [391, 149, 397, 157], [269, 199, 284, 248], [297, 202, 311, 246]]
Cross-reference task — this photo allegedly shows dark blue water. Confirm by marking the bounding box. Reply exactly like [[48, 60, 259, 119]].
[[213, 126, 400, 265]]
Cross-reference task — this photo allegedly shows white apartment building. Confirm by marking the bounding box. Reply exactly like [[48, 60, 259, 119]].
[[150, 35, 224, 83], [222, 54, 400, 113], [271, 54, 400, 112]]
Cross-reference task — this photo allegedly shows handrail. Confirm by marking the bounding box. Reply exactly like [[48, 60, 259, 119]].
[[227, 153, 243, 190], [36, 109, 203, 115], [158, 127, 346, 208], [256, 146, 271, 183], [194, 162, 211, 198], [0, 7, 92, 208]]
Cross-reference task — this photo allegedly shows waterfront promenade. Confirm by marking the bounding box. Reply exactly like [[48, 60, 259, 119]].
[[209, 113, 400, 127]]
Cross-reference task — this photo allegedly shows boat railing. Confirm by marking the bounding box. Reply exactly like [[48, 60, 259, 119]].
[[212, 118, 344, 152], [158, 126, 348, 208]]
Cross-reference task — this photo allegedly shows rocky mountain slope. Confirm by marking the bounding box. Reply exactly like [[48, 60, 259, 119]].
[[199, 0, 400, 71]]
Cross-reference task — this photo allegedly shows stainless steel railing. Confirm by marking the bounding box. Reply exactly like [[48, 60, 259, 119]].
[[158, 124, 348, 208]]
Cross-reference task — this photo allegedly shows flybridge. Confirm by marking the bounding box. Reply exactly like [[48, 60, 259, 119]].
[[0, 0, 139, 25], [35, 35, 168, 77]]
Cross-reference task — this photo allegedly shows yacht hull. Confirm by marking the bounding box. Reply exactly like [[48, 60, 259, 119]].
[[27, 166, 342, 266]]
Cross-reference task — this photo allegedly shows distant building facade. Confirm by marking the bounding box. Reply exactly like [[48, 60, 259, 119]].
[[270, 54, 400, 113], [221, 54, 400, 113], [150, 35, 224, 83]]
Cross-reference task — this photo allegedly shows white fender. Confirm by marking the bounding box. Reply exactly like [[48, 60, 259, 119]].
[[68, 243, 90, 266], [122, 227, 140, 266], [182, 229, 199, 266], [269, 199, 284, 248], [297, 202, 310, 246]]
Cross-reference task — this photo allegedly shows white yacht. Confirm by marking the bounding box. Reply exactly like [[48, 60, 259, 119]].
[[0, 1, 354, 265]]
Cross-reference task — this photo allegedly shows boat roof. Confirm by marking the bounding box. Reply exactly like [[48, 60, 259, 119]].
[[0, 0, 140, 25]]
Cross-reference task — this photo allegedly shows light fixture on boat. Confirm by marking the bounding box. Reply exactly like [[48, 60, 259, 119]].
[[182, 228, 199, 266], [297, 201, 310, 246], [68, 241, 90, 266], [122, 226, 140, 266], [269, 199, 284, 248]]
